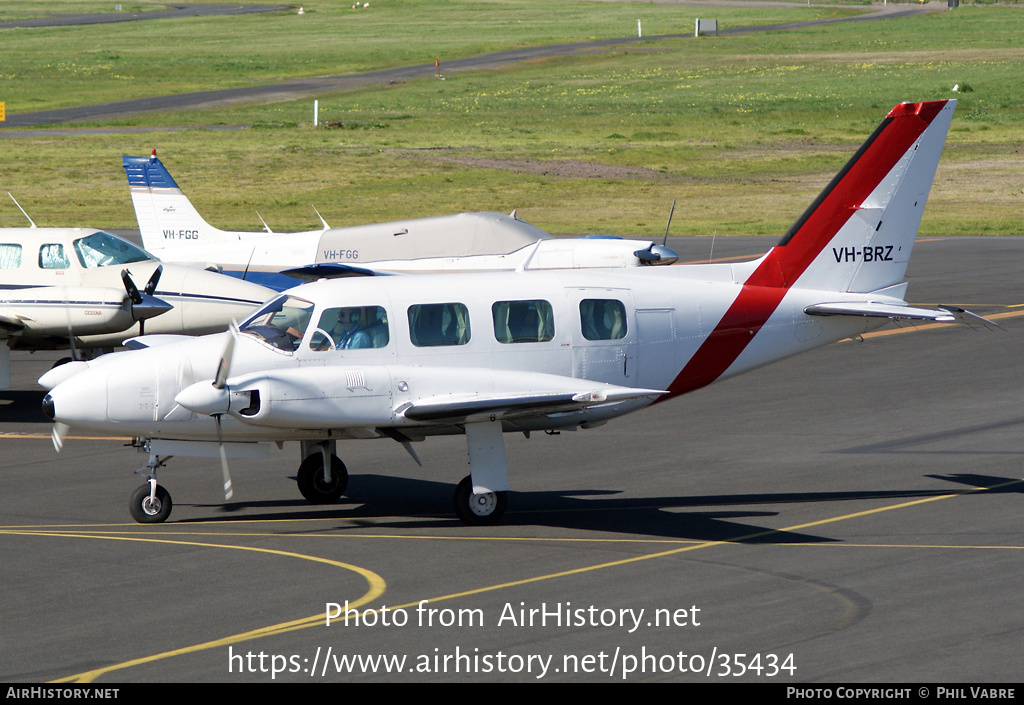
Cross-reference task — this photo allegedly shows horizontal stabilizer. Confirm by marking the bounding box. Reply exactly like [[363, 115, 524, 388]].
[[804, 302, 957, 322], [805, 302, 998, 328], [936, 305, 1002, 330]]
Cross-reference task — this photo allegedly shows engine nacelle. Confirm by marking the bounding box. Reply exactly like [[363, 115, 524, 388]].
[[5, 286, 134, 338], [221, 366, 396, 428]]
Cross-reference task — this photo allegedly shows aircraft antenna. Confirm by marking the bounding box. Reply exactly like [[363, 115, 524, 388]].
[[709, 229, 717, 263], [515, 239, 543, 273], [8, 193, 36, 228], [241, 247, 256, 281], [312, 206, 330, 230], [256, 211, 274, 234], [662, 199, 676, 247]]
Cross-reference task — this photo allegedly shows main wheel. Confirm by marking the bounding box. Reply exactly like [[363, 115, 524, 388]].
[[297, 453, 348, 504], [129, 483, 172, 523], [453, 475, 507, 526]]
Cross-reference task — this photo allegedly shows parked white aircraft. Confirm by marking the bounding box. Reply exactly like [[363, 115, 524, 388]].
[[0, 225, 272, 386], [48, 101, 978, 525], [123, 151, 678, 290]]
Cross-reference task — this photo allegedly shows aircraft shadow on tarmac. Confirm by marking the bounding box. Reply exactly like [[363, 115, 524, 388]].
[[0, 391, 48, 423], [172, 472, 1020, 542], [833, 416, 1024, 456]]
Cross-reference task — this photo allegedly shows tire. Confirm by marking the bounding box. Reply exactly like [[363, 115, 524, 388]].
[[453, 475, 506, 526], [129, 483, 172, 523], [297, 453, 348, 504]]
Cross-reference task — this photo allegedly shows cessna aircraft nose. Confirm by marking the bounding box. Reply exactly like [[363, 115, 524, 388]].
[[131, 292, 174, 322], [42, 394, 55, 420]]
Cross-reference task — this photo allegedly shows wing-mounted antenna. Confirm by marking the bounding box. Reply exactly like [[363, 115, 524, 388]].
[[312, 206, 330, 230], [7, 193, 37, 228], [256, 211, 274, 234]]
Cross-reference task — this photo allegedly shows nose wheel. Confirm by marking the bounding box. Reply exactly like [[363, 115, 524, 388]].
[[453, 475, 506, 526], [129, 482, 172, 523]]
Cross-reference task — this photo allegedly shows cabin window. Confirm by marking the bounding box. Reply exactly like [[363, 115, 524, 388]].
[[0, 244, 22, 269], [309, 306, 389, 351], [579, 299, 627, 340], [73, 231, 153, 268], [39, 244, 70, 270], [407, 303, 470, 347], [492, 300, 554, 344], [238, 294, 315, 352]]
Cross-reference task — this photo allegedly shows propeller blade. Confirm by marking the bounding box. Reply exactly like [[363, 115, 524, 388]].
[[214, 322, 239, 390], [123, 268, 171, 337], [51, 422, 70, 453], [215, 415, 234, 501], [121, 269, 143, 305], [144, 264, 163, 296]]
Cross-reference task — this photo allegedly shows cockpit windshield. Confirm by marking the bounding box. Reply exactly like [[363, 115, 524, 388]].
[[73, 231, 155, 268], [238, 295, 315, 352]]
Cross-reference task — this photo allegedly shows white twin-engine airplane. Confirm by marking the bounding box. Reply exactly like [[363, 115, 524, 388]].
[[123, 151, 678, 290], [0, 224, 271, 388], [47, 100, 980, 526]]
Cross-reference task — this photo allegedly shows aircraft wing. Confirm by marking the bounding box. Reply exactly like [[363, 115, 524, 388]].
[[278, 263, 392, 281], [123, 334, 200, 350], [398, 387, 664, 425], [0, 313, 25, 333]]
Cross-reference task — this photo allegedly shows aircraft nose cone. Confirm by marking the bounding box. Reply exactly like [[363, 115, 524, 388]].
[[42, 394, 55, 420], [132, 293, 174, 322]]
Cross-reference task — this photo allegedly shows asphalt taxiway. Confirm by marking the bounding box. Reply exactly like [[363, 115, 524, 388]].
[[1, 235, 1021, 682]]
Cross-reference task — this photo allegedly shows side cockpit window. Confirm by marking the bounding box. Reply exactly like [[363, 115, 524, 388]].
[[309, 306, 390, 351], [580, 299, 627, 340], [408, 303, 470, 347], [492, 300, 554, 343], [39, 244, 70, 270]]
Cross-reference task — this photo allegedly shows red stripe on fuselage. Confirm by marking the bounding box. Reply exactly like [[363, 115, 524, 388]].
[[665, 101, 948, 399]]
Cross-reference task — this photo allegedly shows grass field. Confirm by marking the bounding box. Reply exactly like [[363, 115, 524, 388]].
[[1, 1, 1022, 236]]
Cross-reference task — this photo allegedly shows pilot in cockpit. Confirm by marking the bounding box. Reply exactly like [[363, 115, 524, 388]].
[[330, 307, 371, 349]]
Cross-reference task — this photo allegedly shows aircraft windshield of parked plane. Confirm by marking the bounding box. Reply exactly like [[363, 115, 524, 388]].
[[123, 151, 678, 290], [0, 224, 273, 387], [42, 101, 995, 527]]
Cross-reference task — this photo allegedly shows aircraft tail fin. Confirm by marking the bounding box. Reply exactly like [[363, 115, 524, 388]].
[[746, 100, 955, 294], [123, 151, 236, 252]]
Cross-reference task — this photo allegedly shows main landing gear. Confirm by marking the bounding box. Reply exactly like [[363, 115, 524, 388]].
[[453, 475, 507, 526], [296, 441, 348, 504], [124, 423, 513, 526]]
